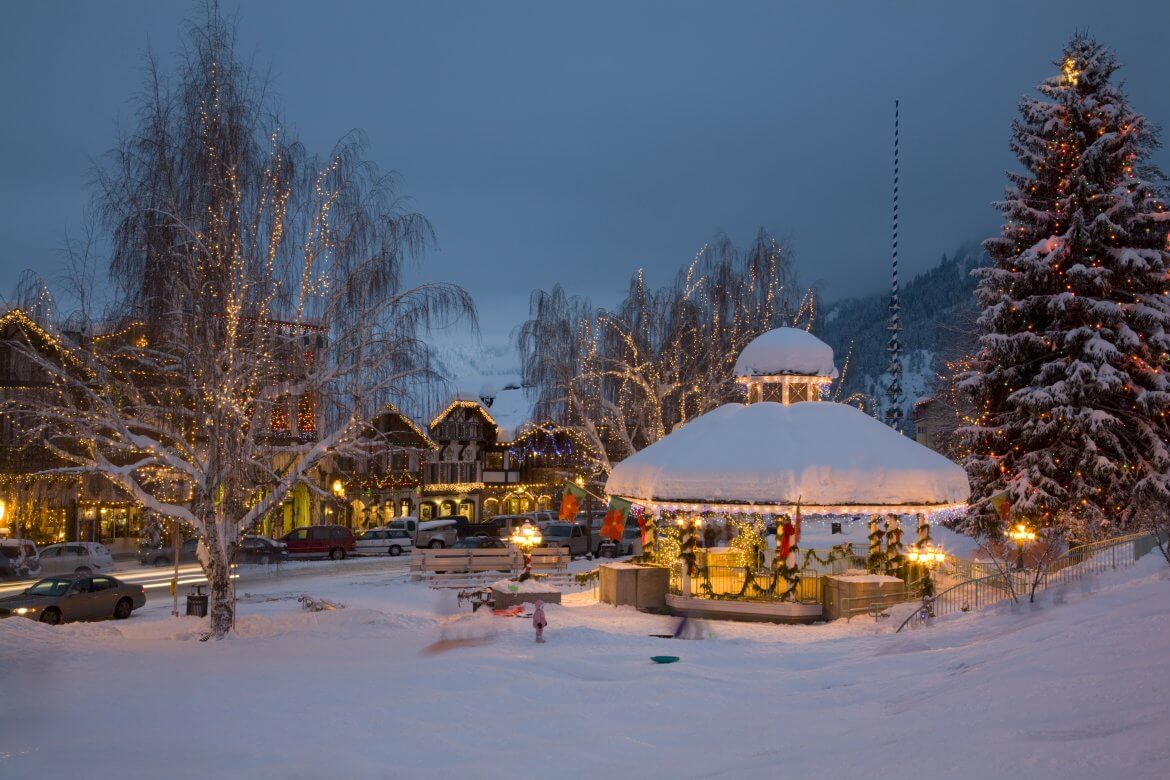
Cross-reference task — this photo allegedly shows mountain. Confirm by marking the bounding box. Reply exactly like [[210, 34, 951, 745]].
[[818, 241, 986, 428]]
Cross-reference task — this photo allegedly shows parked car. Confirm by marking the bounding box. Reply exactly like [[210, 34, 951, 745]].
[[139, 537, 200, 567], [0, 539, 40, 579], [593, 518, 643, 555], [452, 535, 508, 550], [235, 535, 288, 565], [281, 525, 356, 560], [355, 528, 414, 557], [524, 511, 557, 527], [36, 542, 115, 576], [542, 522, 591, 558], [387, 517, 457, 548], [490, 515, 540, 540], [0, 575, 146, 624]]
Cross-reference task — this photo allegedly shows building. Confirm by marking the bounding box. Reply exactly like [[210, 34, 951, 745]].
[[0, 309, 147, 552], [420, 391, 594, 523]]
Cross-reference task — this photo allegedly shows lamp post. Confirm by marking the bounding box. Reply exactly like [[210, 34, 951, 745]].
[[1008, 522, 1036, 571], [510, 521, 543, 580], [331, 479, 346, 525], [906, 544, 946, 597]]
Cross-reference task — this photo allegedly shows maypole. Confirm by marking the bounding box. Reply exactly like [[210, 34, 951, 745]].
[[884, 99, 905, 434]]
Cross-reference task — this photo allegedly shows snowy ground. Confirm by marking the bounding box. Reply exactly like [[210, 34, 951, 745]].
[[2, 556, 1169, 779]]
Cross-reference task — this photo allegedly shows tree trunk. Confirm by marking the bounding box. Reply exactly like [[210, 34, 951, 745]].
[[200, 514, 236, 639], [205, 552, 235, 639]]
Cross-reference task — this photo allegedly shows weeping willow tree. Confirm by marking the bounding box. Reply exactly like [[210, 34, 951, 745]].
[[10, 7, 473, 638], [518, 229, 817, 474]]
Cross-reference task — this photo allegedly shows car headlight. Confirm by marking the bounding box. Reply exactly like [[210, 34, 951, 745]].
[[14, 607, 35, 615]]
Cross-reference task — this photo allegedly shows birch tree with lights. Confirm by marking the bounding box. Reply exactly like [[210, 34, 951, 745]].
[[9, 12, 473, 638], [518, 230, 817, 475], [961, 35, 1170, 541]]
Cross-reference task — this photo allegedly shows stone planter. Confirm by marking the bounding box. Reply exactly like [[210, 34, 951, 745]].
[[598, 563, 669, 610], [491, 582, 561, 610], [821, 574, 907, 621]]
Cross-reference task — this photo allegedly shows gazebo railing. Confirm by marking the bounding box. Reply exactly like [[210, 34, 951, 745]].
[[897, 532, 1157, 632]]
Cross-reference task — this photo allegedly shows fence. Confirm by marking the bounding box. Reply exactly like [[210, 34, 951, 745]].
[[670, 563, 823, 604], [897, 532, 1158, 632]]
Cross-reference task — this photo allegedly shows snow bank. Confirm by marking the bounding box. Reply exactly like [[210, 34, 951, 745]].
[[734, 327, 838, 378], [606, 401, 970, 509]]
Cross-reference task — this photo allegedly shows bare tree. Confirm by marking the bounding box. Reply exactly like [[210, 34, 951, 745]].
[[8, 8, 473, 638], [518, 230, 813, 474]]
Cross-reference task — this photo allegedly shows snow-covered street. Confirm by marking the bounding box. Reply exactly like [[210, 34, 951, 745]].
[[3, 558, 1169, 779]]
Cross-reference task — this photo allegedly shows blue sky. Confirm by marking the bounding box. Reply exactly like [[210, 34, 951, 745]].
[[2, 1, 1168, 338]]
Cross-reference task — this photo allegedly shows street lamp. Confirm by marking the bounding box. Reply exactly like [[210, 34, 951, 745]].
[[1008, 522, 1036, 571], [510, 521, 543, 580], [906, 544, 946, 598]]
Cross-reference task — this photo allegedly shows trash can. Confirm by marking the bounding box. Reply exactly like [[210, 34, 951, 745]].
[[186, 584, 209, 617], [598, 540, 620, 559]]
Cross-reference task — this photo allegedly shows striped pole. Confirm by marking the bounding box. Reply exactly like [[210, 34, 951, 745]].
[[885, 100, 905, 434]]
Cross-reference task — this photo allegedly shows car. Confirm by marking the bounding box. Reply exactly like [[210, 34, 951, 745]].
[[0, 539, 40, 579], [281, 525, 356, 559], [542, 522, 591, 558], [0, 575, 146, 624], [36, 542, 115, 576], [354, 528, 414, 557], [452, 535, 508, 549], [490, 515, 540, 539], [139, 537, 200, 567], [235, 535, 288, 565], [386, 517, 456, 548]]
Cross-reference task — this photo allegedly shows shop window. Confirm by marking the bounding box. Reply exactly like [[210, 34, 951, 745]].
[[537, 495, 552, 511], [439, 500, 455, 517], [458, 501, 475, 520], [420, 503, 434, 520], [483, 498, 499, 518], [399, 499, 412, 517]]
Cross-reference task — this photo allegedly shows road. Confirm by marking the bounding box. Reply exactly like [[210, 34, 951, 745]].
[[0, 555, 412, 598]]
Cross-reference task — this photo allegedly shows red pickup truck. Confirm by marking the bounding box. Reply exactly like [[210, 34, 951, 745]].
[[281, 525, 356, 560]]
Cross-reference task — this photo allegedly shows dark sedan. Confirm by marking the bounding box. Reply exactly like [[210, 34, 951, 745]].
[[0, 575, 146, 624], [139, 537, 200, 566], [452, 535, 508, 549], [235, 535, 288, 565]]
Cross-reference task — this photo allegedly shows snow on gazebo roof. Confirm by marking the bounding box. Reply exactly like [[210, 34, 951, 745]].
[[734, 327, 838, 379], [605, 401, 969, 514]]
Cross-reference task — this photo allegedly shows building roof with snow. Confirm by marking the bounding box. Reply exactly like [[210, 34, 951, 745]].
[[733, 327, 839, 379], [605, 401, 969, 513]]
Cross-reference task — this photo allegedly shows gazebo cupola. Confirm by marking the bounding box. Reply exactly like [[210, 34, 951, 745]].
[[734, 327, 838, 405]]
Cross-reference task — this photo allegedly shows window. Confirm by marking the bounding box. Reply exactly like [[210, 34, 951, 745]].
[[439, 500, 455, 517], [419, 504, 434, 520], [399, 499, 412, 517], [91, 577, 116, 591], [390, 452, 410, 471], [484, 452, 504, 470], [330, 527, 348, 540], [287, 529, 308, 541], [483, 498, 499, 518], [459, 501, 475, 520], [40, 546, 61, 558]]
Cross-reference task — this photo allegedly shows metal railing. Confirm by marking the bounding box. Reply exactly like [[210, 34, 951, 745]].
[[670, 563, 823, 604], [897, 532, 1157, 632]]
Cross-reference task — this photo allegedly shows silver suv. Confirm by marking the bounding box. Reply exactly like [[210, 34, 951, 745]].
[[541, 523, 590, 558]]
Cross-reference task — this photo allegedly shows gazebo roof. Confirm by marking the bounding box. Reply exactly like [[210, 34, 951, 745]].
[[734, 327, 838, 379], [605, 401, 969, 514]]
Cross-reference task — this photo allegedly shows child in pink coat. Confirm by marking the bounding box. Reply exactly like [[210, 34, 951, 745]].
[[532, 599, 547, 643]]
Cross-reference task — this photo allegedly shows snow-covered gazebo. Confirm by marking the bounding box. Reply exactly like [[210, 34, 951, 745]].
[[603, 328, 969, 621]]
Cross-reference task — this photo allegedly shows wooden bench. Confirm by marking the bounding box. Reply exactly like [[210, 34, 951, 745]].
[[411, 547, 570, 588]]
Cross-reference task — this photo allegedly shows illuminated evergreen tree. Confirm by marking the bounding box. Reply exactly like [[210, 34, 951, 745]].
[[962, 35, 1170, 540]]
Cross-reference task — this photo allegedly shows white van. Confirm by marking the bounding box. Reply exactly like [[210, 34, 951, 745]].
[[387, 517, 457, 549], [37, 542, 115, 576]]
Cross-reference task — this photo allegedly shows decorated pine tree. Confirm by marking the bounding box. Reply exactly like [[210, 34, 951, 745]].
[[963, 35, 1170, 540]]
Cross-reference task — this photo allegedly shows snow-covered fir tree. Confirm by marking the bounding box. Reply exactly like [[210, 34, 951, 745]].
[[962, 35, 1170, 540]]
